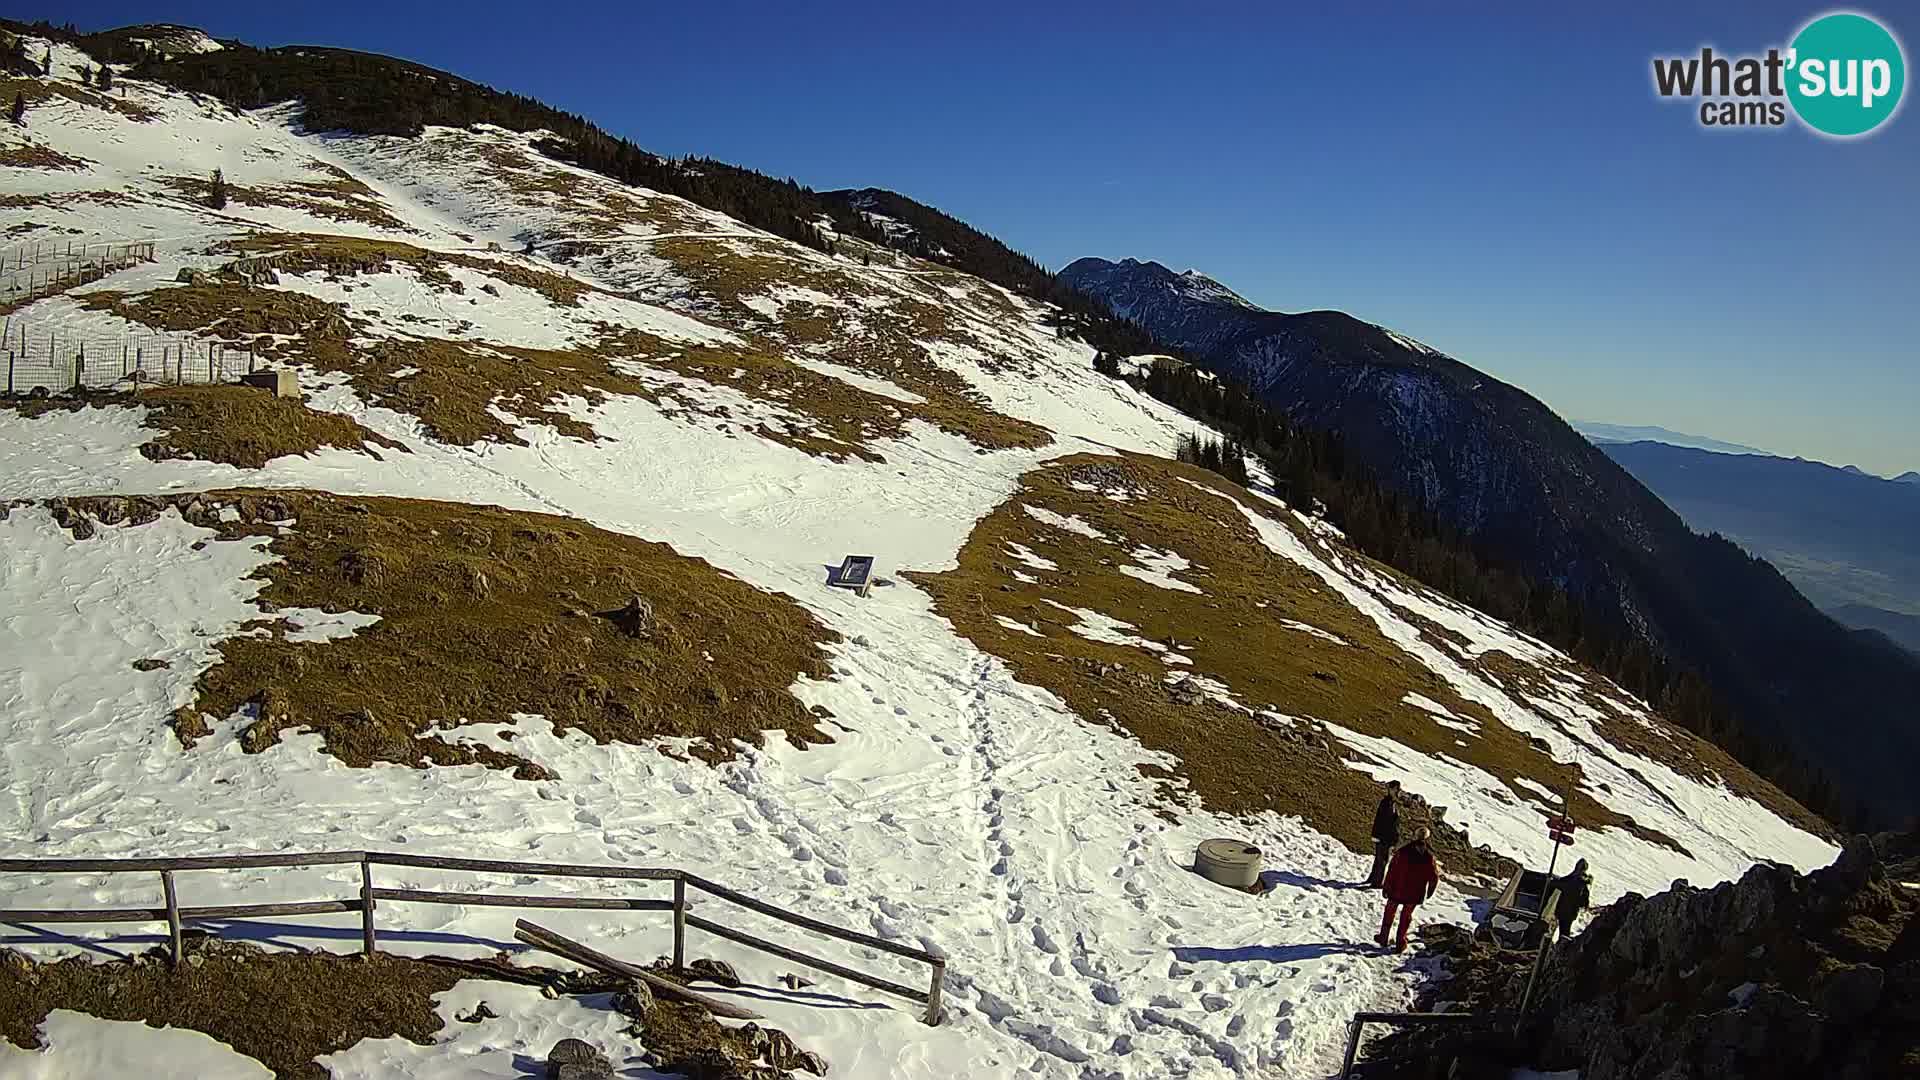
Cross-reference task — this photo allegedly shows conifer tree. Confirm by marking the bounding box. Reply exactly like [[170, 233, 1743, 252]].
[[9, 91, 24, 126], [80, 65, 93, 87], [209, 168, 228, 209], [97, 64, 113, 91]]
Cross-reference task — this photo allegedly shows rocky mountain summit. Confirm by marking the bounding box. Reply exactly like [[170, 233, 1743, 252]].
[[1371, 833, 1917, 1078], [1529, 833, 1915, 1079]]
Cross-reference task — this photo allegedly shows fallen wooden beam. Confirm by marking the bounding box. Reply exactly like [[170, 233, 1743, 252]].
[[513, 918, 762, 1021]]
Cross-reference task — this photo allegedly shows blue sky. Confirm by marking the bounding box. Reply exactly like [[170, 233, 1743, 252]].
[[42, 1, 1920, 474]]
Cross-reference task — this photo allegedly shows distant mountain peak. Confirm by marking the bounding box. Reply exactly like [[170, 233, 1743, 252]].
[[1063, 256, 1259, 311], [1573, 422, 1765, 457], [1896, 471, 1920, 485]]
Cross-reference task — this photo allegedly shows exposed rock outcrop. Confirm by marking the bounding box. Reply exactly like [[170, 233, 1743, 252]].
[[1523, 834, 1917, 1080], [1360, 834, 1917, 1079]]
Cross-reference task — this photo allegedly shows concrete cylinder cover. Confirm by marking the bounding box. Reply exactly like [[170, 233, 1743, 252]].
[[1195, 838, 1262, 890]]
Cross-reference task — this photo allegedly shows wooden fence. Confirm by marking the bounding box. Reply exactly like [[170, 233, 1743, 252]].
[[0, 850, 947, 1024]]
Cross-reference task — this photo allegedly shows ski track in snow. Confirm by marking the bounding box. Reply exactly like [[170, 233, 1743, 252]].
[[0, 40, 1839, 1080]]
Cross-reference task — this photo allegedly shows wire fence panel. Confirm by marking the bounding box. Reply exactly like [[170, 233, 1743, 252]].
[[0, 242, 157, 309], [2, 332, 259, 395], [0, 239, 249, 395]]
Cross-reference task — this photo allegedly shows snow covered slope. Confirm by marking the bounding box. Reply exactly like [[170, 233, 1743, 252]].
[[0, 30, 1838, 1079]]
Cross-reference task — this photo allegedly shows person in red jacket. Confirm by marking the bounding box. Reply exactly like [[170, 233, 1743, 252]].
[[1375, 828, 1441, 953]]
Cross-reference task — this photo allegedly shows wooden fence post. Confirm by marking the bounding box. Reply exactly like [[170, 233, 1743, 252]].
[[74, 346, 83, 392], [359, 857, 377, 956], [161, 870, 183, 968], [672, 875, 687, 972], [925, 958, 946, 1025]]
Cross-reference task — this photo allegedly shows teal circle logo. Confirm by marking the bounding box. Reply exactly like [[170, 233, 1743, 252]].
[[1787, 12, 1906, 136]]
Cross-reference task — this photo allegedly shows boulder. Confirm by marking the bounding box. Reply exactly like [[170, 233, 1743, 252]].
[[611, 977, 656, 1022], [1167, 676, 1207, 706], [1815, 963, 1884, 1025], [610, 594, 655, 639], [687, 957, 741, 988], [545, 1039, 612, 1079]]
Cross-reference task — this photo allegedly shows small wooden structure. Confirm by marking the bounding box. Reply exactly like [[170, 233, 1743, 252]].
[[1479, 866, 1561, 950], [239, 368, 299, 398], [829, 554, 876, 597], [0, 850, 947, 1025]]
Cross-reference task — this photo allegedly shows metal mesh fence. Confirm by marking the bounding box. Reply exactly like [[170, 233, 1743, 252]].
[[0, 239, 258, 396], [0, 242, 157, 307], [2, 329, 259, 395]]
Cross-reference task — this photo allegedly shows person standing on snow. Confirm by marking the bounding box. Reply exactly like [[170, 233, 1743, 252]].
[[1364, 780, 1402, 888], [1375, 827, 1440, 953], [1546, 858, 1593, 939]]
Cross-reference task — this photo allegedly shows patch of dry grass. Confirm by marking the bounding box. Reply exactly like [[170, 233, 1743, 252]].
[[647, 236, 1049, 453], [85, 232, 1046, 458], [81, 281, 354, 339], [0, 387, 404, 469], [221, 232, 592, 306], [168, 491, 837, 774], [0, 940, 822, 1079], [157, 174, 413, 232], [133, 384, 408, 468], [0, 943, 463, 1080], [1473, 651, 1832, 840], [0, 143, 91, 170], [0, 76, 159, 121], [909, 454, 1707, 873]]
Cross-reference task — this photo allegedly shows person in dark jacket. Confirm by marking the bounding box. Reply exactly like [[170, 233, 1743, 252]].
[[1546, 858, 1592, 938], [1375, 828, 1440, 953], [1363, 780, 1402, 887]]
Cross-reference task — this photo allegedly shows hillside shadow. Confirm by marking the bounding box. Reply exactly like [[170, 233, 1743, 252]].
[[0, 922, 160, 959], [1260, 869, 1367, 892], [1173, 942, 1376, 964], [186, 918, 520, 952]]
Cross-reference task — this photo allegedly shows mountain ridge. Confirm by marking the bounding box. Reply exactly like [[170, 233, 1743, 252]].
[[1060, 254, 1920, 827], [1600, 440, 1920, 648], [1574, 421, 1766, 457]]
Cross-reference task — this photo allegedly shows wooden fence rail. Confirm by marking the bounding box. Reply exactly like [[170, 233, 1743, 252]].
[[0, 850, 946, 1024]]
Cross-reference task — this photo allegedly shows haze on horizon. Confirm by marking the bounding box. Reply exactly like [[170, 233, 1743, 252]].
[[39, 0, 1920, 475]]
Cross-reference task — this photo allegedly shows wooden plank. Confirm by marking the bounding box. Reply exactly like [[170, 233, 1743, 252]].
[[0, 907, 165, 924], [370, 852, 678, 881], [160, 870, 183, 968], [925, 959, 946, 1025], [178, 899, 362, 920], [682, 873, 937, 964], [0, 851, 366, 873], [372, 888, 672, 912], [512, 919, 762, 1021], [2, 899, 356, 925], [684, 912, 928, 1004]]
